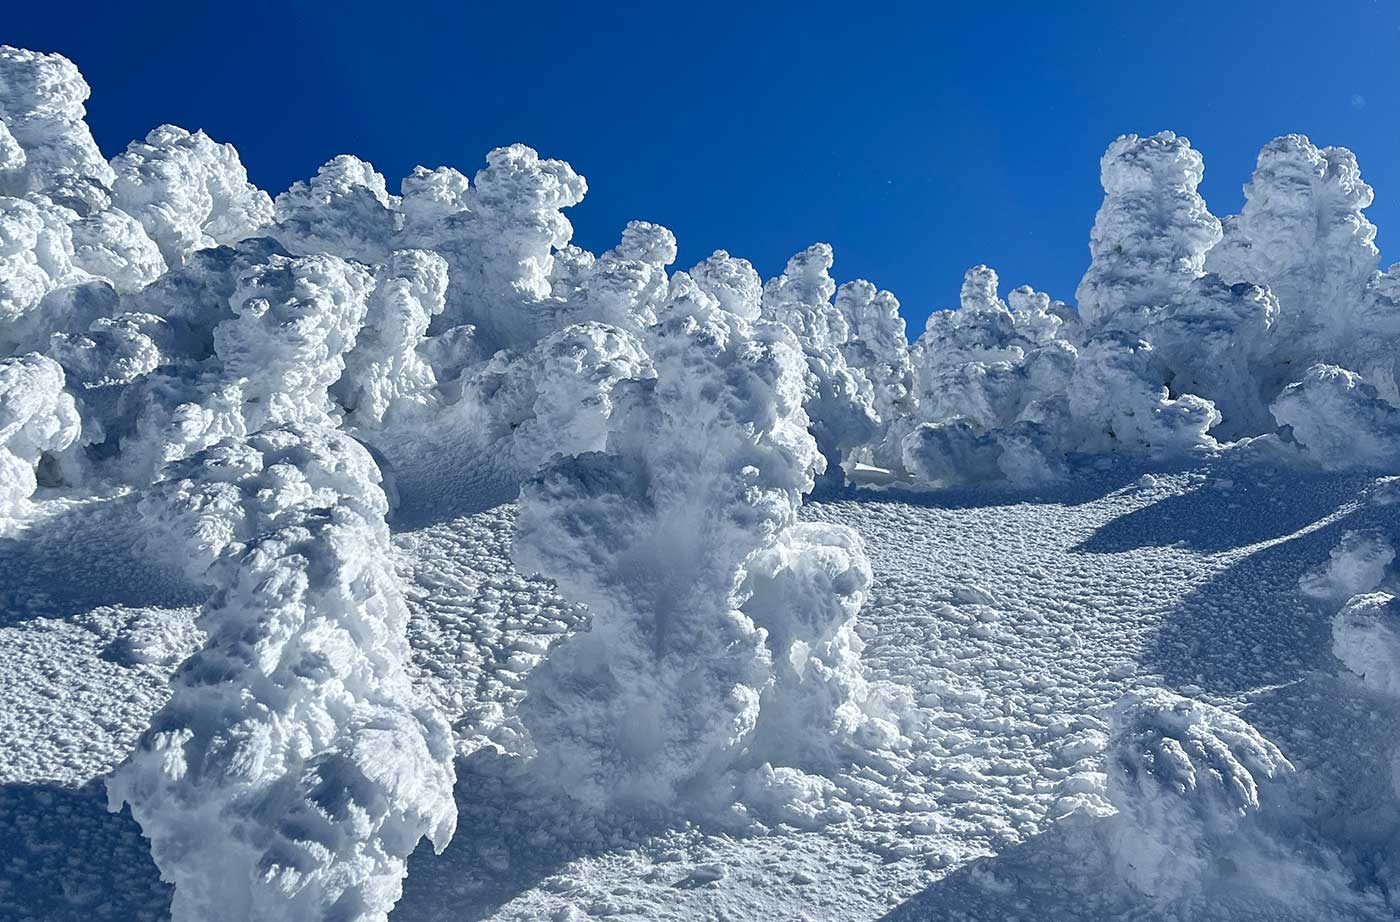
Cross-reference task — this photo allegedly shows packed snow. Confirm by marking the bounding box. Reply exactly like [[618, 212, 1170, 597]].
[[2, 44, 1400, 922]]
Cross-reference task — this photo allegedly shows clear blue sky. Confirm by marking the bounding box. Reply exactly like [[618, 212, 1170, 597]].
[[9, 1, 1400, 332]]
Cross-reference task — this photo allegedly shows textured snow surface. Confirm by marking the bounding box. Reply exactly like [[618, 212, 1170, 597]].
[[4, 454, 1396, 921]]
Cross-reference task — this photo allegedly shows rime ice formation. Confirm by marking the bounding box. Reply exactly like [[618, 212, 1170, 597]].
[[272, 155, 397, 265], [12, 41, 1400, 922], [762, 244, 878, 486], [835, 279, 916, 470], [1103, 688, 1293, 901], [125, 251, 373, 480], [1067, 332, 1220, 456], [461, 320, 653, 475], [0, 351, 78, 524], [1271, 364, 1400, 470], [739, 522, 901, 770], [1206, 135, 1379, 369], [335, 249, 448, 428], [512, 269, 879, 813], [110, 125, 273, 268], [913, 266, 1076, 434], [1077, 132, 1221, 335], [0, 45, 113, 212], [397, 144, 587, 354], [108, 426, 456, 922]]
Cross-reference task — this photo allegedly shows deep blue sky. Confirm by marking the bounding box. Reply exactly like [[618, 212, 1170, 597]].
[[9, 1, 1400, 332]]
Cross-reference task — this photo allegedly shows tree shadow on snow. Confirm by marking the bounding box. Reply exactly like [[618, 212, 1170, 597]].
[[878, 809, 1388, 922], [395, 748, 677, 921], [1074, 466, 1368, 555], [1137, 489, 1388, 698], [370, 435, 524, 531], [0, 779, 170, 922], [0, 495, 200, 628]]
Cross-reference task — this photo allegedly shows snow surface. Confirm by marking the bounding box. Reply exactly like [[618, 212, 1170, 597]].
[[5, 451, 1399, 920]]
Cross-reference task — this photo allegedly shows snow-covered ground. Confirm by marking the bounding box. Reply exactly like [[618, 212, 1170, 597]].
[[4, 451, 1393, 921]]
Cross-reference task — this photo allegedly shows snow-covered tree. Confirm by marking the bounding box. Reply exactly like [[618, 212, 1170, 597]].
[[272, 155, 398, 265], [835, 278, 916, 471], [1270, 364, 1400, 471], [110, 425, 456, 922], [513, 265, 889, 812], [762, 244, 877, 487], [397, 145, 586, 354], [110, 124, 273, 268], [335, 249, 448, 428], [1205, 134, 1379, 373], [459, 320, 653, 475], [0, 351, 78, 526], [124, 251, 373, 480], [0, 45, 114, 213], [1077, 131, 1221, 336], [1103, 688, 1292, 900]]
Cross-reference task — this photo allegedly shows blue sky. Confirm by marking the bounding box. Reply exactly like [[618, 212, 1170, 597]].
[[9, 1, 1400, 332]]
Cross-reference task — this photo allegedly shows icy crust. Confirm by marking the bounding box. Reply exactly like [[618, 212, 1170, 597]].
[[108, 426, 456, 922], [0, 351, 78, 524], [1102, 688, 1293, 900]]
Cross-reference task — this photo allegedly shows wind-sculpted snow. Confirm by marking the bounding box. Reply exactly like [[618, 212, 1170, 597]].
[[108, 425, 457, 922], [1103, 688, 1293, 901], [0, 351, 78, 525]]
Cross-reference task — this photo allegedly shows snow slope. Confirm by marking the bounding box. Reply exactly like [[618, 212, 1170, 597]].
[[3, 450, 1394, 921]]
